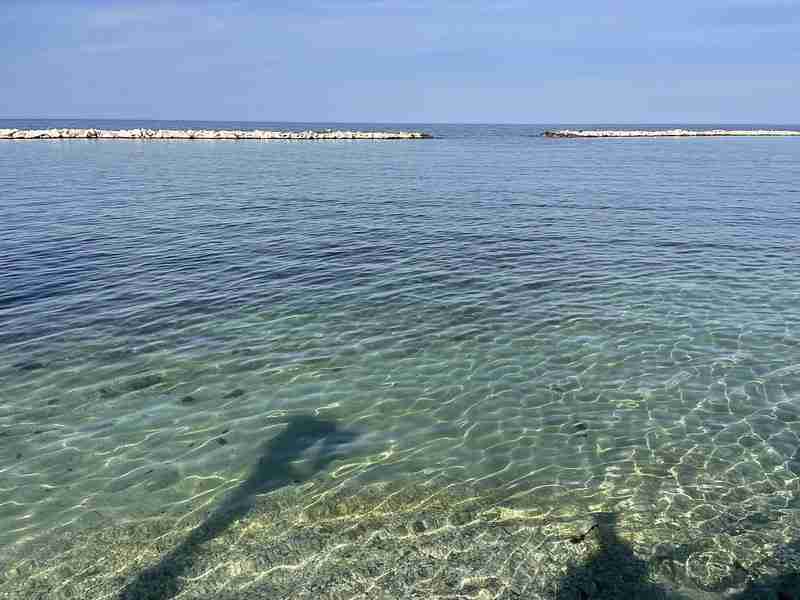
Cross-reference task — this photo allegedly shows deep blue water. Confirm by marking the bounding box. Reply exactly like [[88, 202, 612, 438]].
[[2, 120, 800, 597]]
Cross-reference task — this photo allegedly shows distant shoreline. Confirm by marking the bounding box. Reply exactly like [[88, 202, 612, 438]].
[[0, 128, 432, 140], [544, 129, 800, 138]]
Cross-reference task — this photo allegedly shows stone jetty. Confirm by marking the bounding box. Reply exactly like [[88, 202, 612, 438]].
[[544, 129, 800, 138], [0, 128, 431, 140]]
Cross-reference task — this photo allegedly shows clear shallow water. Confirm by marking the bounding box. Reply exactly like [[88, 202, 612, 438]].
[[2, 120, 800, 598]]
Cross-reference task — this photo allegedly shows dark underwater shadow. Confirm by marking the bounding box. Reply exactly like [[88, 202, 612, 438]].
[[728, 537, 800, 600], [555, 512, 691, 600], [118, 415, 358, 600]]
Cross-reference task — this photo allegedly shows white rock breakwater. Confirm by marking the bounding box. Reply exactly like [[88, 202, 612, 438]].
[[544, 129, 800, 138], [0, 128, 431, 140]]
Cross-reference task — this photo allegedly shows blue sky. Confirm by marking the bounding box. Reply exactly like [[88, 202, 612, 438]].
[[2, 0, 799, 123]]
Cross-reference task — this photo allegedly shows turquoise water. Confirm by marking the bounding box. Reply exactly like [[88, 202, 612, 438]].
[[2, 121, 800, 598]]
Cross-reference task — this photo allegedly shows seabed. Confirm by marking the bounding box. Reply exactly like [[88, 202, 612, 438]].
[[3, 477, 800, 600]]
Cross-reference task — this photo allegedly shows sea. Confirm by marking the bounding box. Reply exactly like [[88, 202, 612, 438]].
[[2, 119, 800, 599]]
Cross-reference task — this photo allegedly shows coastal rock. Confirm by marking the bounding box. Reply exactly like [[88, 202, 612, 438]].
[[0, 128, 432, 140], [544, 129, 800, 138]]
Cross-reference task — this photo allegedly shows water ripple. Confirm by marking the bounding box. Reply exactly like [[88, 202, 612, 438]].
[[2, 123, 800, 596]]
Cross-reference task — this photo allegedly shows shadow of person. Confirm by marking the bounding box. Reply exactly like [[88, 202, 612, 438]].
[[728, 537, 800, 600], [118, 415, 358, 600], [555, 512, 688, 600]]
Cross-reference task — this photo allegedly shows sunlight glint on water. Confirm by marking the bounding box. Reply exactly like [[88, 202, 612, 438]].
[[1, 121, 800, 598]]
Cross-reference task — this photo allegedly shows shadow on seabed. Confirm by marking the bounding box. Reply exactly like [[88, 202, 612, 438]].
[[116, 413, 800, 600], [729, 536, 800, 600], [555, 512, 691, 600], [556, 512, 800, 600], [118, 414, 358, 600]]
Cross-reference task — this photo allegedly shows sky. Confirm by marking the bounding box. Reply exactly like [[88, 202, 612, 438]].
[[1, 0, 799, 123]]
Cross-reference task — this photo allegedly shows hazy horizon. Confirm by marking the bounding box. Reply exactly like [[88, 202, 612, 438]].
[[3, 1, 799, 124], [2, 117, 799, 127]]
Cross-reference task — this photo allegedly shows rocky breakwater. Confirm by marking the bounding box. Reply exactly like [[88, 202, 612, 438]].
[[0, 128, 431, 140], [544, 128, 800, 138]]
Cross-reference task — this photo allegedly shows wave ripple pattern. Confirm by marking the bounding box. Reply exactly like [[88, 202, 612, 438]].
[[2, 123, 800, 599]]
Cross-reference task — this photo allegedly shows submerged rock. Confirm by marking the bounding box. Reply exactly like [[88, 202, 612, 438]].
[[5, 481, 793, 600], [13, 360, 46, 371]]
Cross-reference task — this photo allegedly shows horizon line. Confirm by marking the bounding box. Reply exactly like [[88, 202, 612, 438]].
[[2, 117, 799, 127]]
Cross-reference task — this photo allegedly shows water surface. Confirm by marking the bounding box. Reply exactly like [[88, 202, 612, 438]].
[[2, 120, 800, 598]]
